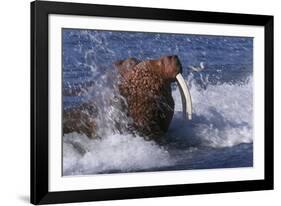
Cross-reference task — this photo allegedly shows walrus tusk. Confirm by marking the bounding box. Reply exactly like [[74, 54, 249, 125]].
[[176, 74, 192, 120]]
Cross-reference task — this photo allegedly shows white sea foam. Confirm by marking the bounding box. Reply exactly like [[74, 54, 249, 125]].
[[172, 73, 253, 148], [63, 133, 172, 175], [63, 73, 253, 175]]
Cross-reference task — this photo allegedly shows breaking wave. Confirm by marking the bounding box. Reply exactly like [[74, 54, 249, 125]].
[[63, 72, 253, 175], [63, 133, 172, 176]]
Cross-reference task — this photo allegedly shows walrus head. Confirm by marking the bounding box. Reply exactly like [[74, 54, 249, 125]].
[[150, 55, 192, 120], [115, 55, 192, 127], [153, 55, 182, 80]]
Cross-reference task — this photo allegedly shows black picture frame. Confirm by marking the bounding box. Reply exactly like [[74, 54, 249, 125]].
[[31, 0, 274, 204]]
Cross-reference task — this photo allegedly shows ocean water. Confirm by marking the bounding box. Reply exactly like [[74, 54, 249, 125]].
[[62, 29, 253, 176]]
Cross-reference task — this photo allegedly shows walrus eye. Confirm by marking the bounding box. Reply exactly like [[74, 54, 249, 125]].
[[175, 74, 192, 120]]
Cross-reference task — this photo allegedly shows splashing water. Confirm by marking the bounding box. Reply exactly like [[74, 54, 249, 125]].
[[63, 72, 253, 175], [62, 29, 253, 175], [63, 133, 172, 175], [85, 70, 134, 138], [171, 73, 252, 148]]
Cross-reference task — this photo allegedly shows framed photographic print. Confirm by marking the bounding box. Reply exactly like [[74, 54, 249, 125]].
[[31, 0, 274, 204]]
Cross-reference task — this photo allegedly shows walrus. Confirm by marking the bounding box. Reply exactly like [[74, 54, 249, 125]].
[[63, 55, 192, 139]]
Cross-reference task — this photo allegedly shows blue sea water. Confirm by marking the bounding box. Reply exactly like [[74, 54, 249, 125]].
[[62, 29, 253, 175]]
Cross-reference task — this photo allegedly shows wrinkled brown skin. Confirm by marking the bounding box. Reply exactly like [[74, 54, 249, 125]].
[[63, 55, 182, 139], [115, 56, 182, 138]]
